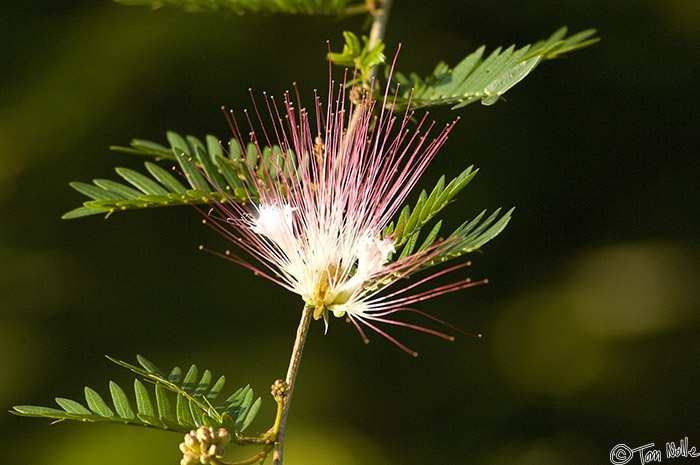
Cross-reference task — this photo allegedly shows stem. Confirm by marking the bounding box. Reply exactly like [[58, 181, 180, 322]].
[[212, 445, 273, 465], [368, 0, 393, 48], [273, 306, 314, 465], [367, 0, 394, 84], [269, 8, 394, 462]]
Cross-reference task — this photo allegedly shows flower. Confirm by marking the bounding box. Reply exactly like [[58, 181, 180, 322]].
[[202, 83, 484, 355]]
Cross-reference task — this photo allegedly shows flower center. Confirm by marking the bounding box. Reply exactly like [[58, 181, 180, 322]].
[[309, 262, 345, 319], [251, 202, 395, 321]]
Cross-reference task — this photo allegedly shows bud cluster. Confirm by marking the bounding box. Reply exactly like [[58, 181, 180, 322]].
[[271, 379, 289, 401], [179, 426, 232, 465]]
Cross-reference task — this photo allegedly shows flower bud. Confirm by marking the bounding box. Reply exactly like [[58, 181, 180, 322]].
[[217, 428, 231, 447], [180, 451, 199, 465], [185, 432, 198, 449], [208, 444, 222, 457], [271, 379, 288, 400], [196, 426, 212, 445], [179, 425, 231, 465]]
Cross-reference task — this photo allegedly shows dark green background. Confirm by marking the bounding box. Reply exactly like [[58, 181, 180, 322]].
[[2, 1, 699, 463]]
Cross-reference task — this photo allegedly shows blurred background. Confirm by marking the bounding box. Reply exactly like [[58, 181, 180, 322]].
[[2, 0, 699, 464]]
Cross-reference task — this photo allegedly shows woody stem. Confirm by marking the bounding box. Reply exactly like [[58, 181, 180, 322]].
[[368, 0, 393, 48], [273, 306, 314, 465], [368, 0, 394, 84]]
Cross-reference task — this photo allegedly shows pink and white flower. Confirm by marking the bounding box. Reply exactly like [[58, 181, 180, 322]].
[[203, 82, 484, 355]]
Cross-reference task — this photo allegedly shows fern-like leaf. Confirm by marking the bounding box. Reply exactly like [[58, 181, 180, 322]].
[[389, 27, 599, 110], [11, 355, 262, 435], [383, 166, 478, 249], [383, 166, 512, 271], [63, 132, 295, 219], [416, 207, 514, 272]]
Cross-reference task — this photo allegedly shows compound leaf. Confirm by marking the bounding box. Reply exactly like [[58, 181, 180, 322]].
[[11, 355, 263, 436], [390, 27, 598, 110]]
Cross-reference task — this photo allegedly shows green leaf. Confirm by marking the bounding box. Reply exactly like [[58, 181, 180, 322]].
[[111, 139, 174, 160], [137, 354, 166, 378], [134, 379, 155, 418], [329, 31, 386, 88], [193, 370, 213, 397], [392, 206, 410, 239], [167, 131, 212, 192], [480, 56, 540, 106], [110, 381, 135, 419], [13, 355, 262, 436], [64, 131, 272, 218], [190, 398, 205, 428], [155, 384, 173, 421], [457, 208, 513, 249], [55, 397, 92, 415], [402, 196, 424, 240], [398, 228, 421, 260], [207, 376, 226, 403], [168, 366, 183, 384], [85, 387, 115, 417], [181, 365, 199, 393], [191, 136, 228, 190], [419, 176, 445, 222], [129, 138, 172, 154], [12, 405, 66, 416], [61, 206, 106, 219], [145, 162, 188, 194], [417, 220, 442, 253], [235, 389, 254, 429], [417, 207, 514, 271], [176, 394, 195, 427], [390, 166, 477, 252], [220, 386, 248, 414], [109, 356, 262, 431], [390, 27, 599, 110], [386, 164, 512, 273], [214, 154, 244, 191], [69, 181, 116, 201], [239, 397, 261, 432], [115, 167, 170, 195], [92, 179, 142, 199]]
